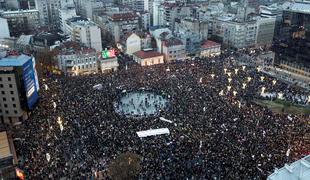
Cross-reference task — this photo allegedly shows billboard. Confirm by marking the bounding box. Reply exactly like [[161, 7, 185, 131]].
[[22, 58, 39, 109], [101, 49, 116, 59]]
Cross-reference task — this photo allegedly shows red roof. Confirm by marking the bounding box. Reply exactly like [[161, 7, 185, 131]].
[[133, 51, 163, 59], [201, 40, 220, 49], [109, 12, 139, 21], [162, 38, 183, 47]]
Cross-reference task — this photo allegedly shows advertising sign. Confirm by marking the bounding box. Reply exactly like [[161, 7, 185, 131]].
[[22, 59, 39, 109]]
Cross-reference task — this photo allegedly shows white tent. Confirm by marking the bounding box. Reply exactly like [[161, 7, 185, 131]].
[[136, 128, 170, 138], [93, 84, 103, 90]]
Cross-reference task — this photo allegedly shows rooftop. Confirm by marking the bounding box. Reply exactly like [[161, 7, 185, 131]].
[[108, 12, 139, 21], [0, 54, 31, 67], [1, 9, 39, 15], [0, 131, 11, 159], [285, 1, 310, 14], [202, 40, 221, 49], [133, 50, 163, 59], [162, 38, 183, 47], [267, 155, 310, 180]]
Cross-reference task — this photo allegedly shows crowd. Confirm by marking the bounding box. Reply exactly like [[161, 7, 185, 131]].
[[114, 90, 170, 119], [14, 52, 309, 179]]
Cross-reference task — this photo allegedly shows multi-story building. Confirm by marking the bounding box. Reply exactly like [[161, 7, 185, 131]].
[[222, 16, 275, 49], [0, 131, 17, 179], [256, 17, 276, 47], [0, 53, 39, 124], [100, 12, 140, 43], [65, 17, 102, 51], [76, 0, 104, 20], [0, 17, 10, 39], [161, 2, 192, 30], [223, 20, 257, 49], [0, 9, 40, 37], [273, 1, 310, 77], [35, 0, 61, 29], [259, 4, 283, 40], [161, 38, 186, 62], [139, 11, 151, 30], [32, 32, 64, 51], [59, 3, 76, 33], [174, 17, 208, 54], [200, 40, 221, 57], [133, 50, 164, 66], [125, 32, 151, 55], [57, 44, 98, 76]]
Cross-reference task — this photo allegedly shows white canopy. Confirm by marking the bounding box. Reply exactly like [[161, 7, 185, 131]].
[[136, 128, 170, 138], [93, 84, 103, 90]]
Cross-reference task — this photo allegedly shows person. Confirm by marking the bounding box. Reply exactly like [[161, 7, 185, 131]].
[[14, 51, 309, 179]]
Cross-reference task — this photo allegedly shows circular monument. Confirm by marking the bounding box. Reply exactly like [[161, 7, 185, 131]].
[[114, 90, 170, 119]]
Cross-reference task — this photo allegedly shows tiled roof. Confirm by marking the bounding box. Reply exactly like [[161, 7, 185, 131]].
[[201, 40, 221, 49], [133, 51, 163, 59]]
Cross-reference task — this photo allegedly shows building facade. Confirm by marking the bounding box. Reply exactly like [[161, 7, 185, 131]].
[[0, 54, 39, 124], [0, 17, 10, 39], [161, 38, 186, 62], [57, 47, 98, 76], [133, 50, 164, 66], [66, 17, 102, 51], [1, 9, 40, 37]]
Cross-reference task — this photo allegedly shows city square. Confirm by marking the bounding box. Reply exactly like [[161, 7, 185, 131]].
[[12, 55, 309, 179]]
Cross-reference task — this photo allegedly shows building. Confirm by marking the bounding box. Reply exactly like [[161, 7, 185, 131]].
[[65, 17, 102, 51], [174, 17, 208, 54], [59, 3, 76, 33], [259, 4, 283, 40], [0, 53, 39, 124], [138, 11, 151, 30], [152, 0, 164, 26], [125, 32, 151, 55], [256, 17, 276, 47], [200, 40, 221, 57], [16, 35, 33, 53], [102, 12, 140, 43], [223, 20, 258, 49], [133, 50, 164, 66], [76, 0, 104, 20], [98, 49, 119, 73], [57, 44, 98, 76], [267, 155, 310, 180], [1, 9, 40, 37], [32, 32, 64, 51], [273, 1, 310, 78], [35, 0, 61, 29], [0, 131, 17, 179], [161, 38, 186, 62], [0, 17, 10, 39]]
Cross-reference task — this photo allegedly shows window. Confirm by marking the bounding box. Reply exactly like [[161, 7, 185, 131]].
[[10, 91, 14, 95], [13, 104, 16, 108], [5, 110, 9, 114], [3, 98, 6, 101], [0, 77, 2, 81], [0, 84, 3, 88], [9, 84, 12, 88], [8, 77, 11, 81], [1, 91, 4, 95], [11, 97, 15, 101], [4, 104, 7, 108], [14, 110, 18, 114]]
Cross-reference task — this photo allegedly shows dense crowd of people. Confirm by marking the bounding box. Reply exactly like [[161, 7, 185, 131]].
[[114, 90, 170, 119], [14, 52, 309, 179]]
